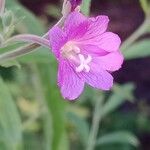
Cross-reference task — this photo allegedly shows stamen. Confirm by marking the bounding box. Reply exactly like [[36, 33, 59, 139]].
[[61, 42, 92, 73], [61, 42, 80, 58], [76, 54, 92, 72], [73, 45, 80, 53]]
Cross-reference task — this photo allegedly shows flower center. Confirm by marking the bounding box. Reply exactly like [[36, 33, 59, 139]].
[[61, 42, 92, 72]]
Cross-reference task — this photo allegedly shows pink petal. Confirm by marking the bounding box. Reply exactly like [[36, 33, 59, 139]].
[[78, 15, 109, 41], [80, 69, 113, 90], [78, 32, 121, 52], [68, 21, 89, 40], [49, 26, 67, 58], [64, 12, 87, 35], [92, 51, 124, 71], [78, 44, 108, 57], [97, 32, 121, 52], [58, 60, 85, 100]]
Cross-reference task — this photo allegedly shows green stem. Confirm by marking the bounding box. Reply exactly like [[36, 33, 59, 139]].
[[0, 32, 49, 63], [0, 16, 66, 64], [30, 64, 52, 150], [0, 43, 40, 63], [121, 17, 150, 51], [86, 94, 104, 150], [5, 34, 50, 48], [81, 0, 91, 16]]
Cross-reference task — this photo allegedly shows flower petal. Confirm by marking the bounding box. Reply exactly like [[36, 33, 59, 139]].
[[78, 44, 108, 57], [97, 32, 121, 52], [92, 51, 124, 71], [78, 32, 121, 52], [58, 60, 85, 100], [64, 11, 87, 35], [68, 21, 89, 40], [49, 26, 67, 58], [78, 15, 109, 41], [80, 69, 113, 90]]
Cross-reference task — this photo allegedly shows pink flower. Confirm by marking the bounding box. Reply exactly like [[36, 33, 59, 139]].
[[49, 12, 123, 100]]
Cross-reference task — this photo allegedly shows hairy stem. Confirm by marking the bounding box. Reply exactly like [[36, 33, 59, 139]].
[[5, 34, 50, 48], [0, 0, 71, 64], [0, 43, 39, 63], [0, 16, 65, 64], [0, 32, 49, 63], [86, 94, 104, 150]]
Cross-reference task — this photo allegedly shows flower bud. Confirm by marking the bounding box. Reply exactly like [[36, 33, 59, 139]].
[[70, 0, 82, 10], [62, 0, 72, 17], [0, 0, 5, 16], [62, 0, 82, 17], [2, 10, 14, 27]]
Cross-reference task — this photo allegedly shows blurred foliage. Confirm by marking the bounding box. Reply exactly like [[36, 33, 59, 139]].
[[0, 0, 150, 150], [0, 77, 22, 150], [81, 0, 91, 15], [140, 0, 150, 15], [124, 40, 150, 60], [96, 131, 139, 147]]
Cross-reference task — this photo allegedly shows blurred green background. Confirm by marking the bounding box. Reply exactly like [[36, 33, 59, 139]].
[[0, 0, 150, 150]]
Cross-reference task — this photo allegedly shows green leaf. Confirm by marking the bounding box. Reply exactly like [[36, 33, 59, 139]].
[[139, 0, 149, 14], [39, 63, 68, 150], [6, 0, 45, 35], [81, 0, 91, 15], [0, 43, 24, 53], [4, 0, 53, 64], [43, 113, 53, 150], [2, 10, 14, 27], [0, 60, 20, 68], [0, 43, 23, 67], [58, 132, 69, 150], [123, 40, 150, 60], [102, 83, 135, 117], [0, 44, 53, 64], [0, 77, 23, 150], [96, 131, 139, 147], [17, 47, 55, 63], [67, 112, 89, 146]]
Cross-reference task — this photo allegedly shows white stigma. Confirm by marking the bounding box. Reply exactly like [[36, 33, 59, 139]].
[[76, 54, 92, 73], [61, 42, 92, 73]]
